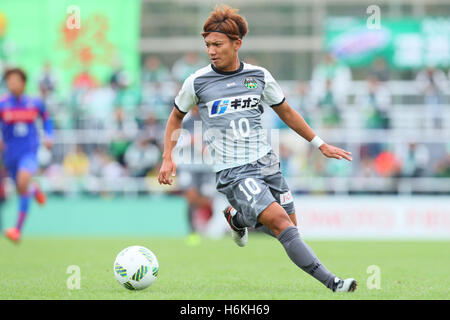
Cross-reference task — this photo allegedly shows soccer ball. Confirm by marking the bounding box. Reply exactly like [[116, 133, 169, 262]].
[[114, 245, 159, 290]]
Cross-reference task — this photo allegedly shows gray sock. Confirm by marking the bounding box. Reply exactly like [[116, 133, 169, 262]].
[[277, 226, 336, 290]]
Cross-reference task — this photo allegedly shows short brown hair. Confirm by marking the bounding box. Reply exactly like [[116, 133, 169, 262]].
[[4, 67, 27, 83], [202, 5, 248, 40]]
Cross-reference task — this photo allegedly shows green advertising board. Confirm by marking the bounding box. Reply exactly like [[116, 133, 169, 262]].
[[0, 0, 140, 94], [325, 17, 450, 69], [2, 196, 189, 236]]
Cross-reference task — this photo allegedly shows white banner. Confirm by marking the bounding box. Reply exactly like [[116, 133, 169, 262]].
[[293, 196, 450, 239]]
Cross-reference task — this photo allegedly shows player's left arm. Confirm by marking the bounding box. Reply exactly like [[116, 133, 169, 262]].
[[0, 101, 4, 153], [37, 99, 54, 150], [272, 100, 352, 161]]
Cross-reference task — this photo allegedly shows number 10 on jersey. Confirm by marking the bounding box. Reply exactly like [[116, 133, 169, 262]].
[[230, 118, 250, 139]]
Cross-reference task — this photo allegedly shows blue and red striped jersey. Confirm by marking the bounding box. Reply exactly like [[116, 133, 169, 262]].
[[0, 94, 54, 158]]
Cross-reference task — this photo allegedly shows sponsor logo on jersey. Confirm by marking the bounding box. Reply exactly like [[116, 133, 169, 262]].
[[0, 108, 39, 123], [244, 77, 258, 89], [280, 190, 293, 205], [207, 95, 260, 117]]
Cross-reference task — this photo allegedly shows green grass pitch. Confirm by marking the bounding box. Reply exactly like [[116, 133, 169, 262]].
[[0, 234, 448, 299]]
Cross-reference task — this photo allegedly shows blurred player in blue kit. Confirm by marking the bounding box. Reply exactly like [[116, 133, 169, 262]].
[[0, 68, 53, 243]]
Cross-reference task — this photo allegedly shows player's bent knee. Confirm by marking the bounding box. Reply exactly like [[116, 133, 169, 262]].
[[288, 212, 297, 226], [271, 216, 294, 236], [16, 184, 29, 196], [258, 203, 294, 237], [16, 172, 32, 195]]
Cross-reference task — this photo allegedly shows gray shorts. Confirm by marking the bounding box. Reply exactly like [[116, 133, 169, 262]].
[[215, 150, 295, 228]]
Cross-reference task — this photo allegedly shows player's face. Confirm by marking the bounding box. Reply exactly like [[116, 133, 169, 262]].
[[6, 73, 26, 97], [204, 32, 241, 71]]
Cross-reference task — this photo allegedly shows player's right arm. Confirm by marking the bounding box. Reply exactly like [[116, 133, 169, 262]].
[[158, 107, 186, 185], [0, 99, 5, 153], [273, 100, 352, 161], [259, 68, 352, 162], [36, 98, 54, 150], [158, 75, 198, 185]]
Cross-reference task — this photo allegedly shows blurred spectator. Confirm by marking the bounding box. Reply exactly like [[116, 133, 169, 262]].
[[276, 81, 313, 129], [359, 154, 377, 178], [311, 52, 352, 108], [88, 147, 126, 197], [359, 142, 384, 180], [109, 135, 132, 167], [172, 52, 207, 82], [73, 69, 98, 90], [369, 57, 390, 82], [109, 62, 131, 110], [356, 76, 392, 167], [415, 65, 447, 129], [109, 65, 130, 92], [308, 148, 327, 178], [81, 84, 116, 130], [427, 142, 449, 176], [399, 143, 430, 178], [279, 143, 295, 177], [142, 56, 171, 84], [315, 79, 342, 128], [373, 150, 401, 177], [435, 148, 450, 178], [42, 163, 67, 195], [141, 81, 176, 120], [109, 109, 137, 166], [101, 155, 125, 182], [357, 75, 391, 129], [124, 138, 161, 177], [71, 69, 98, 129], [136, 112, 164, 148], [89, 147, 111, 177], [63, 145, 90, 177], [109, 62, 140, 132], [37, 62, 60, 100], [35, 62, 66, 129], [0, 60, 8, 95]]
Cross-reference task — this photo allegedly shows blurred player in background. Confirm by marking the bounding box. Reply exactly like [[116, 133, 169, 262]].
[[176, 106, 215, 245], [0, 162, 7, 231], [0, 68, 53, 243], [159, 5, 357, 292]]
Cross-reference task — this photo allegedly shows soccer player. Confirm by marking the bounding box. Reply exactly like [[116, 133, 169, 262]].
[[0, 68, 53, 243], [158, 5, 357, 292]]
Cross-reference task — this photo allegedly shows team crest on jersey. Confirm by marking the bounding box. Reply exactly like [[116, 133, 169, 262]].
[[244, 77, 258, 89], [207, 95, 260, 117]]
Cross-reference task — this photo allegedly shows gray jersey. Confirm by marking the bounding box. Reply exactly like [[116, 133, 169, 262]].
[[174, 62, 285, 172]]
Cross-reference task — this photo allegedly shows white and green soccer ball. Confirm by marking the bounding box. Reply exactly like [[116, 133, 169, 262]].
[[114, 246, 159, 290]]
